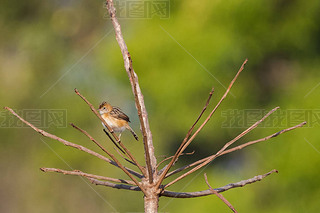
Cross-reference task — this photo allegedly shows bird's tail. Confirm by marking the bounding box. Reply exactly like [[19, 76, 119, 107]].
[[126, 125, 139, 141]]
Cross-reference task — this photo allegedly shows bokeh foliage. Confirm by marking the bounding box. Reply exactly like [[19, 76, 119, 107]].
[[1, 0, 320, 212]]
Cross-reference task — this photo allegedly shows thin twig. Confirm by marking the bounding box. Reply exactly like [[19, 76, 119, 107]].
[[204, 173, 238, 213], [158, 88, 214, 174], [103, 129, 125, 154], [214, 106, 279, 158], [106, 0, 156, 184], [164, 106, 280, 179], [4, 107, 142, 179], [164, 121, 306, 183], [177, 88, 214, 157], [70, 123, 114, 156], [40, 167, 136, 185], [220, 121, 307, 155], [114, 147, 136, 165], [156, 59, 247, 189], [88, 178, 141, 191], [74, 88, 146, 177], [68, 122, 145, 192], [156, 88, 214, 186], [157, 151, 195, 169], [161, 170, 278, 198]]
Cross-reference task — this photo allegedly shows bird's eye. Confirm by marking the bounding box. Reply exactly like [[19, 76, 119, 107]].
[[103, 107, 106, 110]]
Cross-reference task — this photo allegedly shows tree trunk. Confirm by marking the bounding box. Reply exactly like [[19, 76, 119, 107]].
[[144, 193, 159, 213]]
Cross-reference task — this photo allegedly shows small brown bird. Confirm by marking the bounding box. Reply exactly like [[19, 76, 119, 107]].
[[98, 101, 139, 141]]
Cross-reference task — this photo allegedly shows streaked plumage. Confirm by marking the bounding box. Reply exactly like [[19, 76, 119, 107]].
[[98, 102, 138, 141]]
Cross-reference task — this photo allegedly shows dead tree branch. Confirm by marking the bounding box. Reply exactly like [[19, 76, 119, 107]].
[[114, 147, 136, 165], [68, 122, 144, 189], [204, 173, 238, 213], [165, 121, 306, 179], [86, 169, 278, 198], [84, 169, 278, 197], [103, 129, 125, 154], [105, 0, 156, 184], [161, 169, 278, 198], [89, 178, 141, 191], [163, 106, 280, 185], [163, 106, 279, 178], [4, 107, 142, 179], [40, 168, 136, 185], [165, 122, 305, 188], [157, 151, 195, 169], [156, 59, 247, 189], [157, 88, 214, 174]]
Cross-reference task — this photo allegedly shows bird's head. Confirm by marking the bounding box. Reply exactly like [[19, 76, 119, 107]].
[[98, 101, 112, 115]]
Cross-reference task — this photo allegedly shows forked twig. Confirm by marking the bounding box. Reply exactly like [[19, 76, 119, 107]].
[[204, 173, 238, 213]]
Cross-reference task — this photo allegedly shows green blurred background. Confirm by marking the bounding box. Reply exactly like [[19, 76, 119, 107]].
[[1, 0, 320, 212]]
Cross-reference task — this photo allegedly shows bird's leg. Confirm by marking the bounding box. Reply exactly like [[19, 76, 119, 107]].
[[118, 133, 122, 142]]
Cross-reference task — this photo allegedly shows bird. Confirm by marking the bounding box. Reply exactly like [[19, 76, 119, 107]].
[[98, 101, 139, 141]]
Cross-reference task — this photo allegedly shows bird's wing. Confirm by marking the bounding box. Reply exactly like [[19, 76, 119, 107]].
[[110, 107, 130, 122]]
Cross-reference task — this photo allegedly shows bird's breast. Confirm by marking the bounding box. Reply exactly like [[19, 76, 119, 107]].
[[101, 114, 127, 133]]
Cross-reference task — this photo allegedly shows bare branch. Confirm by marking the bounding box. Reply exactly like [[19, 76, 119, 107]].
[[164, 106, 279, 182], [165, 121, 306, 181], [204, 173, 238, 213], [67, 122, 144, 192], [220, 121, 307, 155], [214, 106, 279, 158], [40, 168, 136, 185], [181, 88, 214, 150], [71, 123, 114, 157], [74, 88, 146, 177], [157, 151, 195, 169], [157, 88, 214, 173], [71, 123, 133, 165], [103, 129, 125, 154], [161, 169, 278, 198], [88, 178, 141, 191], [114, 147, 136, 165], [156, 59, 248, 189], [105, 0, 156, 183], [4, 107, 142, 179]]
